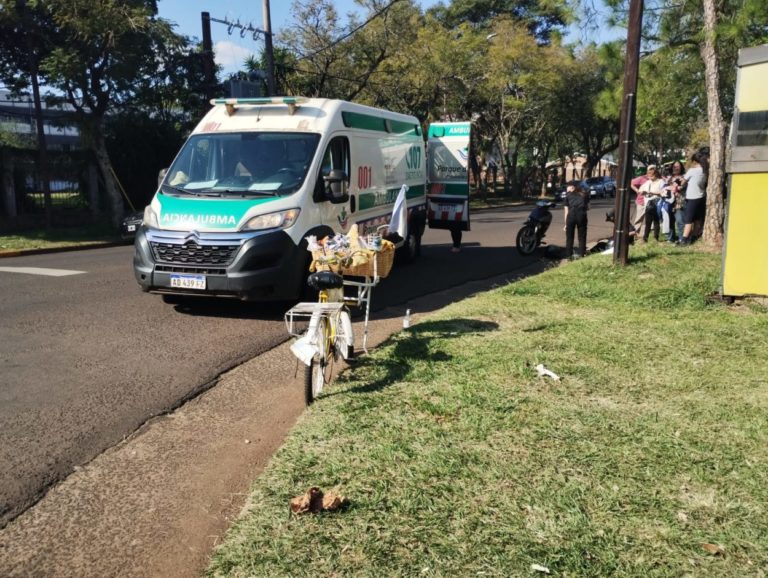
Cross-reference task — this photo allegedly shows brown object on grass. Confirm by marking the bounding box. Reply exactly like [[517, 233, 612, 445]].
[[290, 487, 348, 514], [321, 491, 348, 511]]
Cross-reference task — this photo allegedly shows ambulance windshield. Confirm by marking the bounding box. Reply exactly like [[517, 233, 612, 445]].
[[164, 132, 320, 196]]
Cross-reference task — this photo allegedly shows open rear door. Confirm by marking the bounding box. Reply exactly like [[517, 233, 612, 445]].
[[426, 122, 472, 232]]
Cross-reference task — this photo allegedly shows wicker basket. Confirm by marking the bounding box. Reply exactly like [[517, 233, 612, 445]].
[[311, 251, 343, 273], [341, 248, 395, 278]]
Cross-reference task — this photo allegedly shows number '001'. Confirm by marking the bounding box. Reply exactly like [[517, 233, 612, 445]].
[[358, 166, 372, 189]]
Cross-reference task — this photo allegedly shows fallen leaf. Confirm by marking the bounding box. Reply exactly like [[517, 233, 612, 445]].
[[531, 563, 551, 574], [290, 487, 324, 514], [321, 491, 348, 512], [701, 543, 725, 556], [677, 511, 689, 523]]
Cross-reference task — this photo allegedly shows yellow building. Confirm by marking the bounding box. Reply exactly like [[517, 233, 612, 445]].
[[722, 44, 768, 298]]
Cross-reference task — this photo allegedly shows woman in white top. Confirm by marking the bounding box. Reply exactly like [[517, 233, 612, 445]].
[[639, 165, 665, 242]]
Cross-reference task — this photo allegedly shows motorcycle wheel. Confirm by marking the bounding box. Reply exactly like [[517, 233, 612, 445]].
[[516, 224, 539, 255]]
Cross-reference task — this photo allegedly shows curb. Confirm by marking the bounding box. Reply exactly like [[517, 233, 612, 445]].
[[0, 241, 126, 259]]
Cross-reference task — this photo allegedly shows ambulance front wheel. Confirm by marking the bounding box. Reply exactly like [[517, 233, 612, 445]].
[[398, 229, 421, 263]]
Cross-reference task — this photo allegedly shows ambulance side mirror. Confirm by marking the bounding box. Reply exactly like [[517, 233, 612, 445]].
[[323, 169, 349, 204], [157, 168, 167, 187]]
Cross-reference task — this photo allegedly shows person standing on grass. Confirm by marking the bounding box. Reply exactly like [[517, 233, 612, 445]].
[[563, 180, 589, 258], [630, 171, 649, 239], [667, 160, 687, 242], [658, 167, 676, 242], [680, 151, 707, 245], [639, 165, 665, 242]]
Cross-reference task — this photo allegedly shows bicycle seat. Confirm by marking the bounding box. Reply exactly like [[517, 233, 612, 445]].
[[307, 270, 344, 291]]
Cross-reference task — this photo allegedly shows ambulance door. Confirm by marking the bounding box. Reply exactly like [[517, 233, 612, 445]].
[[426, 122, 472, 232], [313, 134, 352, 233]]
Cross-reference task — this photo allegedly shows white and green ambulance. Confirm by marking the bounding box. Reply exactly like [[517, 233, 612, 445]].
[[134, 97, 469, 302]]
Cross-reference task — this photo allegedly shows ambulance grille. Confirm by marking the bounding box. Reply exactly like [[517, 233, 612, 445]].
[[151, 242, 239, 267]]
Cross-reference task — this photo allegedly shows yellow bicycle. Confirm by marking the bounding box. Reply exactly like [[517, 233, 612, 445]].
[[286, 262, 387, 404], [286, 270, 354, 404]]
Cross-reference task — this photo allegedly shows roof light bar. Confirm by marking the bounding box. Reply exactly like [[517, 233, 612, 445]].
[[210, 97, 308, 116]]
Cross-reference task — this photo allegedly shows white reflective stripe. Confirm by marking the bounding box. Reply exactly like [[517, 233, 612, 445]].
[[0, 266, 86, 277]]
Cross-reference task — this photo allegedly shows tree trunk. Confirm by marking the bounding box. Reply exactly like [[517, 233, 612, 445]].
[[89, 120, 124, 229], [700, 0, 727, 248], [87, 161, 101, 219], [1, 148, 17, 217], [509, 144, 519, 195]]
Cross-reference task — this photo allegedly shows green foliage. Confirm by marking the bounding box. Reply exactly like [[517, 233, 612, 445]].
[[0, 127, 34, 149], [0, 224, 118, 251], [38, 1, 177, 114], [634, 51, 703, 163], [429, 0, 571, 44], [104, 112, 186, 210]]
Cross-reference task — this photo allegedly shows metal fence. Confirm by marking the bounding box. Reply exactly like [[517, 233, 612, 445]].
[[1, 148, 93, 218]]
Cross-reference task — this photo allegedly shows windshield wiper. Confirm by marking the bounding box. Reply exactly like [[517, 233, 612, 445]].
[[216, 189, 280, 197], [161, 183, 196, 196]]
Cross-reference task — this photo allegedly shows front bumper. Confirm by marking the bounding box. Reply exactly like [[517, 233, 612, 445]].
[[133, 227, 307, 301]]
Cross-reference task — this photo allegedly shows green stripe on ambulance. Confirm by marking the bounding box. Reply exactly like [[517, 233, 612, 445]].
[[358, 184, 425, 211], [157, 193, 276, 229]]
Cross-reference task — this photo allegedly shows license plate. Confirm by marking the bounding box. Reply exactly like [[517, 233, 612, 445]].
[[170, 274, 206, 290], [127, 224, 136, 232], [438, 204, 454, 212]]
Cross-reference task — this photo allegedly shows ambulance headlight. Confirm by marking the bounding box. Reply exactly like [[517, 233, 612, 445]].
[[243, 208, 300, 231], [143, 205, 159, 228]]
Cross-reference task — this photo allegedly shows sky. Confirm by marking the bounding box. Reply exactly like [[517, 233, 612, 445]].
[[156, 0, 442, 75], [155, 0, 625, 76]]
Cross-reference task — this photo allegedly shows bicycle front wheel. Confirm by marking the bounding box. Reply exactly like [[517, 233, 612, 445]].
[[335, 307, 354, 361]]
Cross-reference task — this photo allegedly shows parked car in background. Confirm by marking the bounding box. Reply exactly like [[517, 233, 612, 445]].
[[120, 210, 144, 243], [583, 176, 617, 199]]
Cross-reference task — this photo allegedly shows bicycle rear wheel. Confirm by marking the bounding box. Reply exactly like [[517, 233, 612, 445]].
[[303, 315, 331, 404], [304, 355, 326, 405]]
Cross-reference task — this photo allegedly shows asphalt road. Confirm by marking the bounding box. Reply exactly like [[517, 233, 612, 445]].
[[0, 200, 615, 529]]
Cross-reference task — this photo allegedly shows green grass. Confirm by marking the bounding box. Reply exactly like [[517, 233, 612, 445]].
[[207, 244, 768, 578], [25, 191, 89, 210], [0, 224, 119, 252]]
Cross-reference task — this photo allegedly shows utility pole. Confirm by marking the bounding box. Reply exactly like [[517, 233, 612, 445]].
[[262, 0, 276, 96], [18, 0, 53, 229], [613, 0, 644, 265], [201, 12, 216, 101]]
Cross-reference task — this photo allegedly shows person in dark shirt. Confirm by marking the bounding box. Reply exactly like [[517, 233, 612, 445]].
[[563, 180, 590, 258]]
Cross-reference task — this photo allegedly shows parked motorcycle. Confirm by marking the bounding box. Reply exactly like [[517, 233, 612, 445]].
[[516, 200, 556, 255]]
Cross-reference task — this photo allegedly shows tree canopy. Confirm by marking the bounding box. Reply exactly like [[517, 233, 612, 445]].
[[2, 0, 766, 244]]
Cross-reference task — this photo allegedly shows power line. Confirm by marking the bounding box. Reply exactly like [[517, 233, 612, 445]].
[[295, 0, 404, 62], [282, 64, 392, 91]]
